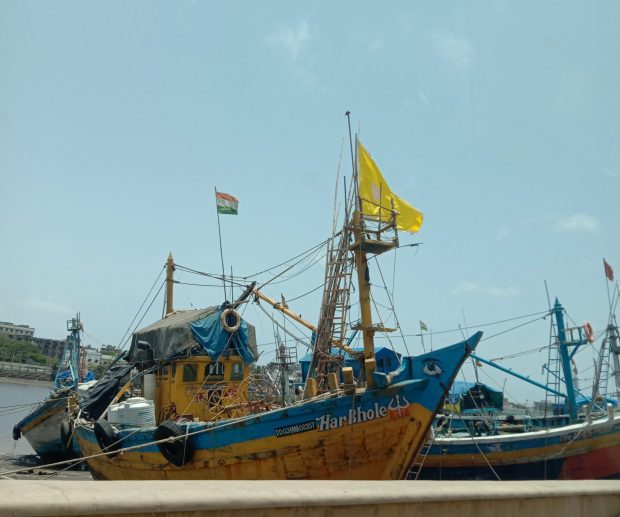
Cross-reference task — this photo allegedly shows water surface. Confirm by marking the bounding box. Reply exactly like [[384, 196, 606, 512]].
[[0, 381, 51, 457]]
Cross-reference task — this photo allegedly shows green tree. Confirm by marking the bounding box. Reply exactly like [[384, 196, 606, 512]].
[[0, 336, 57, 366]]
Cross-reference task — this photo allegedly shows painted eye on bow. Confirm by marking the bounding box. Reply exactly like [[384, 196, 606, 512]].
[[422, 362, 442, 376]]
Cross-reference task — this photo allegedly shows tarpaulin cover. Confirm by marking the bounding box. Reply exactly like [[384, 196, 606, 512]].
[[446, 381, 504, 410], [78, 364, 133, 421], [190, 309, 257, 364], [126, 306, 257, 363]]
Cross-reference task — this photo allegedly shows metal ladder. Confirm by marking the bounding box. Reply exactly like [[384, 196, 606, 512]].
[[312, 228, 353, 391], [544, 316, 563, 415], [407, 428, 437, 480]]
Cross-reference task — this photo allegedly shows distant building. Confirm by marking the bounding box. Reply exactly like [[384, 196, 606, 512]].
[[31, 337, 67, 360], [79, 345, 101, 379], [100, 344, 122, 363], [0, 321, 35, 342], [83, 345, 102, 365]]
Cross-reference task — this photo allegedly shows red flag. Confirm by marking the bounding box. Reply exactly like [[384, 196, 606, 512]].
[[604, 259, 614, 282]]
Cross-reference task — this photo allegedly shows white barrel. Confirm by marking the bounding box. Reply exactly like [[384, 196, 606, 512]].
[[115, 397, 156, 428], [76, 380, 98, 402], [107, 404, 121, 425]]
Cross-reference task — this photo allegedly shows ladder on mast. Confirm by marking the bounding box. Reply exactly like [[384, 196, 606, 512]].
[[311, 228, 354, 392]]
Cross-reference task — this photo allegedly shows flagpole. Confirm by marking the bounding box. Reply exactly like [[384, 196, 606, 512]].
[[604, 258, 613, 314], [215, 187, 227, 301]]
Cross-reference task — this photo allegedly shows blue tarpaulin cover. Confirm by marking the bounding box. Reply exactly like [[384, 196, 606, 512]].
[[446, 380, 504, 410], [190, 309, 257, 364], [127, 306, 257, 363]]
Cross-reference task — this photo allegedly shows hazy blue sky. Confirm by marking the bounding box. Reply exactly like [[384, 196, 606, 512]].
[[1, 1, 618, 402]]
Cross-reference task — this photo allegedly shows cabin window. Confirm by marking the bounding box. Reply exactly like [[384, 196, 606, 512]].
[[231, 363, 244, 381], [162, 365, 169, 379], [205, 362, 224, 379], [377, 358, 384, 370], [182, 364, 197, 382]]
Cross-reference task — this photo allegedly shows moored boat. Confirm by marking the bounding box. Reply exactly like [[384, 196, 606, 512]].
[[413, 297, 620, 480], [13, 315, 84, 459], [72, 123, 483, 480]]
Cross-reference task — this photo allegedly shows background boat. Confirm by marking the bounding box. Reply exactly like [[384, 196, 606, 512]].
[[412, 296, 620, 480], [13, 315, 84, 459]]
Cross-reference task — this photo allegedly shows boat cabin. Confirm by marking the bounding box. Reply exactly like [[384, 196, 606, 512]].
[[129, 306, 258, 424]]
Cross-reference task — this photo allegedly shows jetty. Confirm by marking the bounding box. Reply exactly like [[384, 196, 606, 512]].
[[0, 361, 53, 383], [1, 480, 619, 516]]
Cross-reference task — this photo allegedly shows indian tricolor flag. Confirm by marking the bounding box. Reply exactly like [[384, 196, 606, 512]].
[[216, 191, 239, 215]]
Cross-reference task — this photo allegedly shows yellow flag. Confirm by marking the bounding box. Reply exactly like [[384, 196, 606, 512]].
[[358, 141, 423, 233]]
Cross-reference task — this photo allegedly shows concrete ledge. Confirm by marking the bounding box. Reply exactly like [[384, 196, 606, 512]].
[[1, 480, 619, 516]]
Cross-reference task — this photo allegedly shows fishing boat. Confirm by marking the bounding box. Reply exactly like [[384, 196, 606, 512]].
[[71, 126, 482, 480], [412, 299, 620, 480], [13, 315, 84, 459]]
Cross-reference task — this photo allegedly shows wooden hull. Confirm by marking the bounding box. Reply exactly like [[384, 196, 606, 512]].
[[75, 335, 480, 480], [418, 413, 620, 480], [15, 396, 69, 458]]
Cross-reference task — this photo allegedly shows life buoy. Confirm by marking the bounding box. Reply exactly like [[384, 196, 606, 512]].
[[583, 321, 595, 343], [221, 308, 241, 333], [94, 419, 121, 457], [154, 420, 194, 467]]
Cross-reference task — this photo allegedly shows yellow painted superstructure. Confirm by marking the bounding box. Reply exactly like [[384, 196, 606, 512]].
[[154, 355, 250, 423]]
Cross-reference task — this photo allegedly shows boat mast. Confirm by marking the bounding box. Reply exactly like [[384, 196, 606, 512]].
[[352, 209, 375, 364], [553, 299, 578, 423], [55, 314, 82, 390], [607, 317, 620, 400], [165, 253, 174, 316], [344, 112, 376, 385], [346, 115, 401, 386]]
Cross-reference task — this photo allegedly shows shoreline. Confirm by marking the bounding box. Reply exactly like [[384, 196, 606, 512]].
[[0, 376, 52, 388]]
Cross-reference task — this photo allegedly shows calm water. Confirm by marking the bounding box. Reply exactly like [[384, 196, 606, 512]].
[[0, 381, 51, 456]]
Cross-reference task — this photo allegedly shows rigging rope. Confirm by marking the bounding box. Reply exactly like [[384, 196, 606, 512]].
[[116, 265, 166, 350], [254, 301, 312, 349]]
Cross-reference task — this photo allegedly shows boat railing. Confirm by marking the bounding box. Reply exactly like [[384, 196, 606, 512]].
[[350, 209, 399, 255], [563, 325, 587, 345]]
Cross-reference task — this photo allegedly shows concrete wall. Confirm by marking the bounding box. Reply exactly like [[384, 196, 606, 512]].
[[1, 480, 619, 517], [0, 360, 53, 381]]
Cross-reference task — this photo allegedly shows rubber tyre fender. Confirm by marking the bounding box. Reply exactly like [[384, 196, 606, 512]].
[[94, 419, 121, 457], [154, 420, 194, 467]]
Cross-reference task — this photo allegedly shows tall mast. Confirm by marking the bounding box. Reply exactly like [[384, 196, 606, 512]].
[[554, 299, 578, 423], [56, 313, 82, 390], [346, 115, 399, 386], [608, 317, 620, 400], [346, 114, 375, 364], [352, 210, 375, 361], [165, 253, 174, 316]]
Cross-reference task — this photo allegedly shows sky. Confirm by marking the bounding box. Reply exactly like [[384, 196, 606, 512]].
[[1, 1, 619, 404]]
